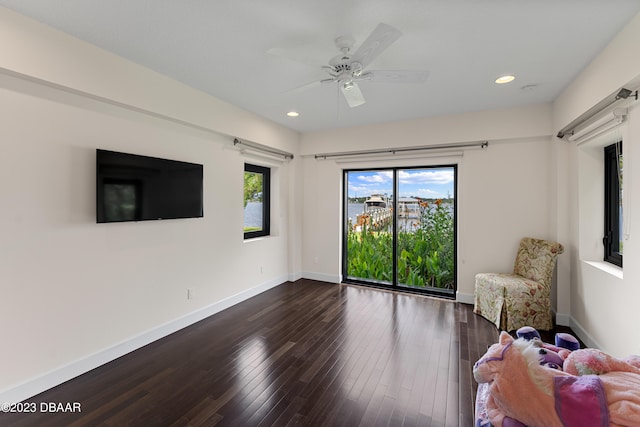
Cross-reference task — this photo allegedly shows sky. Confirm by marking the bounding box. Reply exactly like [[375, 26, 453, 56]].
[[347, 168, 454, 199]]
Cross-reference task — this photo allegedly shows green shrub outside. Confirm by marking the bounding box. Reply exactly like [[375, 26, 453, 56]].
[[347, 199, 454, 289]]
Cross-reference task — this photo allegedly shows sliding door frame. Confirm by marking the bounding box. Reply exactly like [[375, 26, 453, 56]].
[[342, 165, 457, 299]]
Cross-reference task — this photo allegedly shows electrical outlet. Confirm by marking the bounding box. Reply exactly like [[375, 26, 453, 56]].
[[187, 288, 194, 300]]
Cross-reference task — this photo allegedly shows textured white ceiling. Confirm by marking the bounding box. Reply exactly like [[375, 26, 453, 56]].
[[1, 0, 639, 133]]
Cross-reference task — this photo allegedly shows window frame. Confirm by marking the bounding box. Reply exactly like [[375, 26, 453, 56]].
[[244, 163, 271, 240], [603, 141, 622, 267]]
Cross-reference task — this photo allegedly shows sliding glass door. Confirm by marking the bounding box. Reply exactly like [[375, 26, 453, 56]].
[[343, 166, 456, 297], [345, 169, 395, 286]]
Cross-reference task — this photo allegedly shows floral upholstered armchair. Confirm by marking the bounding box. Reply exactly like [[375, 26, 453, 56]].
[[473, 237, 564, 331]]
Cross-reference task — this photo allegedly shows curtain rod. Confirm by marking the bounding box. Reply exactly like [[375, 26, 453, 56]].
[[557, 87, 637, 139], [567, 108, 627, 145], [233, 138, 294, 160], [314, 141, 488, 160]]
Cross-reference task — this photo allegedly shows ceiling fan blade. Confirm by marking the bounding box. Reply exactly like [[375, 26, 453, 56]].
[[341, 82, 366, 108], [367, 69, 430, 84], [351, 23, 402, 69]]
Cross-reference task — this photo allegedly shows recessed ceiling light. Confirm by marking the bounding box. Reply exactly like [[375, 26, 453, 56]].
[[287, 111, 299, 117], [495, 75, 515, 84]]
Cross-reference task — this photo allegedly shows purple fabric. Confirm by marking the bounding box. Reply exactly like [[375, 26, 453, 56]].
[[554, 375, 609, 427], [516, 326, 541, 341], [502, 417, 526, 427], [555, 332, 580, 351]]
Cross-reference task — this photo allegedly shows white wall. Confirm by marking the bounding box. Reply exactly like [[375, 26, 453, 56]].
[[300, 105, 555, 302], [553, 12, 640, 356], [0, 7, 301, 403]]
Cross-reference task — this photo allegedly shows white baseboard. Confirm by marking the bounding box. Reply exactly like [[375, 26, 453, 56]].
[[551, 311, 600, 349], [0, 276, 287, 405], [302, 271, 341, 284], [288, 271, 303, 282], [569, 317, 602, 349], [456, 291, 475, 305], [555, 312, 571, 327]]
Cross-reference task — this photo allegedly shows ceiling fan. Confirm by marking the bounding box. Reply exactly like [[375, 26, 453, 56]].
[[281, 23, 429, 108]]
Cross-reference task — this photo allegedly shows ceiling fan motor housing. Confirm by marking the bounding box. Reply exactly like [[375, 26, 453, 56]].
[[328, 61, 364, 82]]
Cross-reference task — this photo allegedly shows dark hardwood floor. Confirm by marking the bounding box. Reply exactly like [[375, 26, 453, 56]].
[[4, 279, 559, 426]]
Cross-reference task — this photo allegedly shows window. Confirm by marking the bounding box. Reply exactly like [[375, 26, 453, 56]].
[[244, 163, 270, 239], [604, 141, 622, 267]]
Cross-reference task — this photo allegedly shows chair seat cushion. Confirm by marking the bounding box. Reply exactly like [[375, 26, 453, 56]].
[[474, 272, 552, 331], [476, 273, 545, 297]]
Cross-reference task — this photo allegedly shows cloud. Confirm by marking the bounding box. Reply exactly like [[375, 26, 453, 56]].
[[348, 184, 393, 195], [398, 169, 453, 185], [356, 171, 392, 183]]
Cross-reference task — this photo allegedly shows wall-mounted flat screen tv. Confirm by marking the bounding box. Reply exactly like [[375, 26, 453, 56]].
[[96, 149, 203, 223]]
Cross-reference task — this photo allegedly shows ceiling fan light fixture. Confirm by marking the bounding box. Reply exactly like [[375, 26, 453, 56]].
[[495, 75, 516, 84], [351, 62, 363, 76]]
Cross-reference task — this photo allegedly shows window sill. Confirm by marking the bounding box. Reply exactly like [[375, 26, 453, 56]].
[[583, 260, 623, 279], [243, 236, 270, 243]]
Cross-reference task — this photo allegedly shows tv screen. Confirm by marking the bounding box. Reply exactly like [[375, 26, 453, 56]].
[[96, 149, 203, 223]]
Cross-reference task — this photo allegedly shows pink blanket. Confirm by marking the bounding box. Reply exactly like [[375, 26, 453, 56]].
[[474, 332, 640, 427]]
